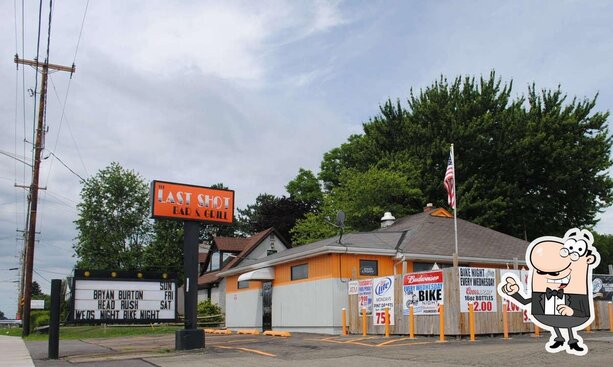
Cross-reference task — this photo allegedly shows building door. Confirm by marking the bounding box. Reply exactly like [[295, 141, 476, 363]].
[[262, 281, 272, 331]]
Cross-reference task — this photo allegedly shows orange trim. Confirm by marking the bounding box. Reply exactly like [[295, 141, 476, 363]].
[[430, 208, 452, 218]]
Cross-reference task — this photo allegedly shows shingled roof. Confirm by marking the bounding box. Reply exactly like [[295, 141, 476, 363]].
[[219, 208, 529, 277], [378, 208, 529, 261]]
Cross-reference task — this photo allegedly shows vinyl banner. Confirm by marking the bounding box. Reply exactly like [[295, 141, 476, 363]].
[[373, 276, 395, 325], [358, 279, 373, 314], [402, 271, 444, 315], [459, 267, 497, 313], [348, 280, 359, 295]]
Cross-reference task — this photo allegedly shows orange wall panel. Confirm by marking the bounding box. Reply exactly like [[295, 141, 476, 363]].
[[226, 274, 262, 293]]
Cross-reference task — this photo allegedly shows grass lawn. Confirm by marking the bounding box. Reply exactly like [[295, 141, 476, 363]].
[[2, 325, 182, 341]]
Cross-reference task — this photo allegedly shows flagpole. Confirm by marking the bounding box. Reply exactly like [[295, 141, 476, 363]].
[[451, 144, 459, 258]]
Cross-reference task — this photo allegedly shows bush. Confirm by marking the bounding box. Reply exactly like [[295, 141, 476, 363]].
[[30, 310, 50, 332], [197, 300, 223, 323]]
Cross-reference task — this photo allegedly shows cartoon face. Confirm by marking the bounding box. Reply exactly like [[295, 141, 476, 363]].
[[528, 230, 598, 294]]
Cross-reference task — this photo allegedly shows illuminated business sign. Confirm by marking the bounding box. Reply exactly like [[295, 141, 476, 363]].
[[150, 180, 234, 223], [71, 270, 177, 323]]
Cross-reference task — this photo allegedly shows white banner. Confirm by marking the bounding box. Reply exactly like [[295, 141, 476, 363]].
[[372, 276, 395, 325], [500, 269, 530, 323], [459, 267, 497, 313], [348, 280, 359, 295]]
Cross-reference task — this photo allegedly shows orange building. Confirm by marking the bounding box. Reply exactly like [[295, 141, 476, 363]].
[[219, 206, 528, 334]]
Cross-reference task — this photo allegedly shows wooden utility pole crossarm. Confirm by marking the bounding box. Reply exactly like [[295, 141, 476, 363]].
[[15, 55, 75, 74], [14, 55, 75, 336]]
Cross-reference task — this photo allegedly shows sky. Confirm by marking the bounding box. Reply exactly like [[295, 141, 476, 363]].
[[1, 0, 612, 318]]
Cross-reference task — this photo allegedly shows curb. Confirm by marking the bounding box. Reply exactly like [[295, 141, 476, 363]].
[[263, 331, 291, 337], [236, 329, 261, 335]]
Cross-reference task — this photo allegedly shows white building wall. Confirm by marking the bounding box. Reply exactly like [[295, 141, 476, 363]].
[[271, 278, 348, 334], [245, 234, 288, 261], [225, 289, 262, 329]]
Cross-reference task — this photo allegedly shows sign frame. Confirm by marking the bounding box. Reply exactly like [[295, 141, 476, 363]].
[[70, 269, 178, 324], [150, 180, 235, 224]]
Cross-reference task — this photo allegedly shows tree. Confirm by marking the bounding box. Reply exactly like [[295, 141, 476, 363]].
[[74, 162, 151, 270], [318, 72, 613, 240], [286, 168, 324, 212], [31, 281, 42, 296], [292, 165, 424, 244], [0, 310, 6, 320], [594, 232, 613, 274], [237, 194, 310, 242], [144, 219, 184, 276]]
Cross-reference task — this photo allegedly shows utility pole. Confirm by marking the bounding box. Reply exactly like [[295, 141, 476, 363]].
[[15, 55, 74, 336]]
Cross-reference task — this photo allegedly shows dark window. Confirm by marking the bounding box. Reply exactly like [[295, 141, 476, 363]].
[[291, 263, 308, 280], [237, 280, 249, 289], [359, 260, 378, 276]]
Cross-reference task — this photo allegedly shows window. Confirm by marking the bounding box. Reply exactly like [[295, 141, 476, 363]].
[[237, 280, 249, 289], [221, 252, 233, 268], [207, 252, 220, 272], [291, 263, 308, 280], [359, 260, 378, 276]]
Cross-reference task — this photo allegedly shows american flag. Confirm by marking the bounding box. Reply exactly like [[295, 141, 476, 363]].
[[444, 153, 455, 208]]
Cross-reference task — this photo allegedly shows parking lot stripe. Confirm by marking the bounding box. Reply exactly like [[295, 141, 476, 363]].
[[207, 338, 259, 345], [215, 345, 277, 357], [377, 337, 414, 347], [385, 341, 437, 347], [314, 338, 375, 347]]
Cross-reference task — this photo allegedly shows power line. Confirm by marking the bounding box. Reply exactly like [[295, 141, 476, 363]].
[[31, 0, 44, 152], [46, 76, 88, 185], [46, 151, 84, 181], [44, 0, 90, 183]]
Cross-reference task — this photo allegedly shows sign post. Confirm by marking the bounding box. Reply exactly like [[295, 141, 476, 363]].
[[175, 221, 202, 349], [48, 279, 61, 359], [150, 180, 235, 351]]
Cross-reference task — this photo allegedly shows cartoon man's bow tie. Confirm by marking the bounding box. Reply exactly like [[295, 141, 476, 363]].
[[546, 287, 564, 300]]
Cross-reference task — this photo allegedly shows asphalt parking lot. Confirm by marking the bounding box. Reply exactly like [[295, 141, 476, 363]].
[[26, 330, 613, 367]]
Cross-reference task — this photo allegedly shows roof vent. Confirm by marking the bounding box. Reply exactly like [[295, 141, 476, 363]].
[[423, 203, 434, 212], [380, 212, 396, 228]]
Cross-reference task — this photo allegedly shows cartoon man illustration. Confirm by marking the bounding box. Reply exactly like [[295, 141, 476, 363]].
[[498, 228, 600, 356]]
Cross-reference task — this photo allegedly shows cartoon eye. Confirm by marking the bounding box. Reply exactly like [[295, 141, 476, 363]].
[[562, 239, 576, 256], [574, 239, 588, 256]]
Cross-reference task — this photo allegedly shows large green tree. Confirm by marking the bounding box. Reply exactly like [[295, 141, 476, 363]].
[[318, 72, 613, 240], [74, 162, 151, 270]]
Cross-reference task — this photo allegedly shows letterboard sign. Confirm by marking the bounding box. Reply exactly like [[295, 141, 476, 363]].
[[71, 270, 177, 323]]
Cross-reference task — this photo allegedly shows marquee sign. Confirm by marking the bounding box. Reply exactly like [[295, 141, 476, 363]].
[[71, 270, 177, 323], [150, 180, 234, 223]]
